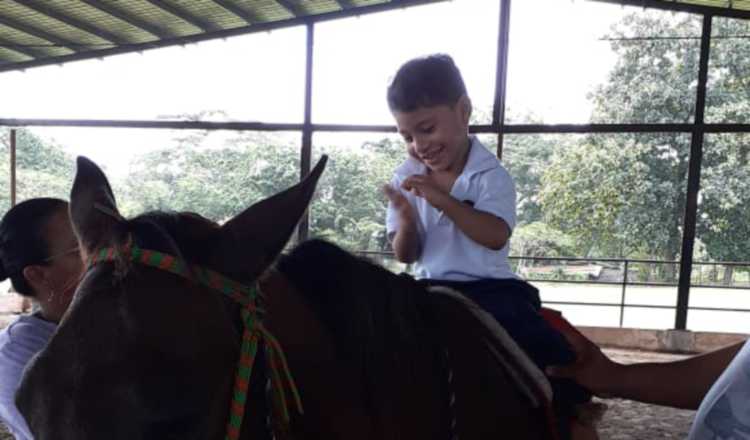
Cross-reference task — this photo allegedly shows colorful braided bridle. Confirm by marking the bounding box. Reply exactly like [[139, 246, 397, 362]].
[[88, 243, 303, 440]]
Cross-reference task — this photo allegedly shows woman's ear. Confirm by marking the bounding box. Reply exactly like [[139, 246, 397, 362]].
[[22, 265, 46, 296]]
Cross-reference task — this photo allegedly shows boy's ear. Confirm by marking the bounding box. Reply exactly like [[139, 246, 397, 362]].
[[459, 94, 472, 125]]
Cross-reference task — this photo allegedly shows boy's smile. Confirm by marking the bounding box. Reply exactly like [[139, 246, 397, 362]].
[[392, 96, 472, 176]]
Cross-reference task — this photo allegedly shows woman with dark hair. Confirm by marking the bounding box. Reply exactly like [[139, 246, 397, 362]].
[[0, 198, 82, 439]]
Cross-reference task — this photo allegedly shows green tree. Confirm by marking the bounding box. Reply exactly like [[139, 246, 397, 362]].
[[536, 13, 704, 278], [310, 138, 407, 252], [117, 131, 299, 221], [698, 133, 750, 284], [0, 129, 75, 215], [537, 13, 750, 281]]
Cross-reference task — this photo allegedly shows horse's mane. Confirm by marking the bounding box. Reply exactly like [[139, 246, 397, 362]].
[[276, 239, 553, 413], [276, 239, 432, 366]]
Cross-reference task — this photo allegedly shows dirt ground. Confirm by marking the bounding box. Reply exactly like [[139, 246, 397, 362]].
[[0, 348, 696, 439]]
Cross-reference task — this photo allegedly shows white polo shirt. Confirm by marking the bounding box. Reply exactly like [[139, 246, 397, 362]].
[[386, 136, 518, 281]]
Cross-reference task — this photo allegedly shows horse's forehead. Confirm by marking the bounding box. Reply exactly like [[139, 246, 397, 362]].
[[133, 211, 222, 251]]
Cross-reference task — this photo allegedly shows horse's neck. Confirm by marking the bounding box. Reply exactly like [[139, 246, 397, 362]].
[[259, 269, 336, 361], [253, 270, 378, 439]]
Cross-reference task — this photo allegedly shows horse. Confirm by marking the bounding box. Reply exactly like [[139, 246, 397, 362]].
[[16, 156, 562, 439]]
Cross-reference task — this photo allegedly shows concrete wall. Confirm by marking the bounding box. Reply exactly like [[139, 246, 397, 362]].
[[580, 326, 748, 354]]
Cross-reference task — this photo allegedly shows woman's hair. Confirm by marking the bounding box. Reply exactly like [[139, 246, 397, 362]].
[[387, 53, 468, 112], [0, 198, 68, 297]]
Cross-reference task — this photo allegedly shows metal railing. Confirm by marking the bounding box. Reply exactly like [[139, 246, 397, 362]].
[[355, 250, 750, 329]]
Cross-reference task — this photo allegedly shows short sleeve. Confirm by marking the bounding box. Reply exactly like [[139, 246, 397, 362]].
[[474, 165, 517, 233]]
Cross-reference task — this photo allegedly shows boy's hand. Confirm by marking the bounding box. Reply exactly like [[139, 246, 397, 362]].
[[383, 185, 416, 223], [401, 175, 449, 209]]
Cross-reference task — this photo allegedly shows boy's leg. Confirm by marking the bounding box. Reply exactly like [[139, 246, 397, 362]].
[[425, 278, 591, 440]]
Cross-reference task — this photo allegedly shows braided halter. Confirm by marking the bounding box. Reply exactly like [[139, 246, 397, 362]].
[[87, 244, 303, 440]]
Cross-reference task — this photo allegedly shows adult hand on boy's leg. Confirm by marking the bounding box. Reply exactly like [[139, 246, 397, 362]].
[[545, 324, 620, 398]]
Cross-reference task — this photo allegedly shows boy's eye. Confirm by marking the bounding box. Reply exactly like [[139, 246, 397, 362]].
[[419, 125, 435, 134], [402, 135, 413, 143]]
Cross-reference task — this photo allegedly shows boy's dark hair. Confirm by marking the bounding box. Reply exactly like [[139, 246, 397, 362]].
[[387, 54, 467, 112], [0, 198, 67, 296]]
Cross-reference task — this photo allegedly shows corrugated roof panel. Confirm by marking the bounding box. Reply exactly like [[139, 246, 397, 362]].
[[2, 1, 113, 46], [0, 46, 33, 63], [0, 25, 72, 57], [171, 0, 248, 30], [680, 0, 750, 10], [111, 0, 205, 37], [291, 0, 342, 17], [351, 0, 391, 6], [250, 0, 297, 21], [58, 1, 159, 44]]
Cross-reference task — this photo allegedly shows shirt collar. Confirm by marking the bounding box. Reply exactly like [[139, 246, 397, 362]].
[[462, 136, 499, 178]]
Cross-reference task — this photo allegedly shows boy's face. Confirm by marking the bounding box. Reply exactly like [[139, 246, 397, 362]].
[[392, 96, 471, 173]]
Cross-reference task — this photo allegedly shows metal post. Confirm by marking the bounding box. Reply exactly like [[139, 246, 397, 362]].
[[675, 14, 712, 330], [493, 0, 511, 159], [10, 129, 16, 207], [620, 259, 628, 327], [297, 22, 314, 242]]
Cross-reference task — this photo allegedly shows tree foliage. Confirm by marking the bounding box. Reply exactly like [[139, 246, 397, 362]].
[[0, 129, 75, 215], [533, 12, 750, 278]]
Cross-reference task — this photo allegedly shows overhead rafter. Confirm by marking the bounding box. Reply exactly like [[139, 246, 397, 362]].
[[0, 36, 45, 59], [209, 0, 259, 25], [142, 0, 221, 32], [12, 0, 126, 45], [79, 0, 173, 39], [0, 13, 80, 52], [593, 0, 750, 20]]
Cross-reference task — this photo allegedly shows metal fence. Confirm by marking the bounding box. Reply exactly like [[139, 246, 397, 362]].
[[356, 250, 750, 329]]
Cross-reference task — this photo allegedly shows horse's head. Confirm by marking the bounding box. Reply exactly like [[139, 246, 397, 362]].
[[16, 156, 327, 440]]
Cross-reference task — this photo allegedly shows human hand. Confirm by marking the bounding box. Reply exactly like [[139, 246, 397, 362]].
[[383, 184, 416, 224], [401, 175, 449, 209], [545, 321, 620, 397]]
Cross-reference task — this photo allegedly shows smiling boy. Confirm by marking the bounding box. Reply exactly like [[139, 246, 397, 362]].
[[383, 54, 592, 440]]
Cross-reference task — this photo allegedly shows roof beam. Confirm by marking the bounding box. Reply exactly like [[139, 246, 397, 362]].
[[142, 0, 221, 32], [0, 36, 45, 59], [592, 0, 750, 20], [11, 0, 125, 44], [275, 0, 304, 17], [79, 0, 172, 39], [209, 0, 259, 25], [0, 13, 80, 52]]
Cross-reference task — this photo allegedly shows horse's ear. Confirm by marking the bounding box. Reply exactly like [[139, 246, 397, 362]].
[[70, 156, 122, 253], [218, 155, 328, 279]]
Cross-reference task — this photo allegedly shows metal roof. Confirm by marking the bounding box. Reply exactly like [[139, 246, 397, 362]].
[[0, 0, 748, 74], [0, 0, 445, 73], [594, 0, 750, 18]]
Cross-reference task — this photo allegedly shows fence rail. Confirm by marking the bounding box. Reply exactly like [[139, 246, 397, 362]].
[[355, 250, 750, 329]]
